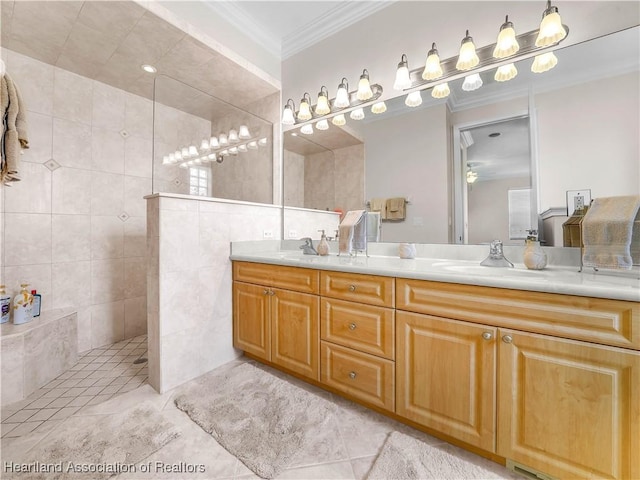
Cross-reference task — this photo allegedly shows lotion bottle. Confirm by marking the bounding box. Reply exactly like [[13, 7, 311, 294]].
[[0, 285, 10, 324], [317, 230, 330, 256], [31, 290, 42, 317], [12, 284, 33, 325]]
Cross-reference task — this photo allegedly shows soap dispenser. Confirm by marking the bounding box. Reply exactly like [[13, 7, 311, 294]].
[[12, 283, 33, 325], [317, 230, 330, 256], [523, 230, 547, 270]]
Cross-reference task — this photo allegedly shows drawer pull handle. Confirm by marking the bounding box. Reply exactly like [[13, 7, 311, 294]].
[[349, 371, 357, 379], [481, 332, 493, 341], [349, 323, 357, 331], [348, 285, 356, 292], [502, 335, 513, 344], [263, 289, 269, 295], [269, 290, 276, 296]]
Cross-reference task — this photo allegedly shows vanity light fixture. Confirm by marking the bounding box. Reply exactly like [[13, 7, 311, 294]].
[[315, 86, 331, 115], [431, 82, 450, 99], [238, 125, 251, 139], [334, 78, 350, 108], [229, 147, 238, 155], [536, 0, 567, 47], [162, 155, 170, 165], [462, 73, 483, 91], [247, 141, 258, 150], [220, 149, 229, 156], [179, 162, 188, 169], [357, 69, 374, 100], [174, 150, 182, 161], [258, 137, 268, 146], [405, 90, 422, 107], [422, 43, 443, 81], [218, 133, 229, 146], [466, 170, 478, 184], [298, 93, 313, 121], [371, 101, 387, 114], [332, 114, 346, 126], [531, 51, 558, 73], [238, 144, 248, 152], [181, 147, 189, 159], [493, 16, 520, 58], [209, 136, 219, 149], [169, 153, 176, 163], [394, 54, 412, 90], [350, 108, 365, 120], [188, 145, 198, 157], [200, 138, 210, 151], [228, 129, 239, 144], [494, 63, 518, 82], [456, 30, 480, 71], [316, 119, 330, 130], [282, 99, 296, 125]]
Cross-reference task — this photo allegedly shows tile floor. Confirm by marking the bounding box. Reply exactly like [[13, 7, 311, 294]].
[[1, 356, 522, 480], [1, 335, 148, 439]]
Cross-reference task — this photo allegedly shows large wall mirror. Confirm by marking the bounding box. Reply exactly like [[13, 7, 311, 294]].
[[282, 26, 639, 244]]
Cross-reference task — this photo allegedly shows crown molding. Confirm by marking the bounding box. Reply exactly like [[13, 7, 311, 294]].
[[282, 2, 395, 59], [203, 1, 282, 58]]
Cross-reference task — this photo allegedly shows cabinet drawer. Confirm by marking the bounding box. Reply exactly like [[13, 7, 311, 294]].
[[321, 341, 395, 411], [397, 278, 640, 350], [321, 298, 395, 359], [233, 261, 319, 294], [321, 271, 394, 307]]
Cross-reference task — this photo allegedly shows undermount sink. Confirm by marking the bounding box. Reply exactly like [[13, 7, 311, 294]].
[[440, 264, 548, 277]]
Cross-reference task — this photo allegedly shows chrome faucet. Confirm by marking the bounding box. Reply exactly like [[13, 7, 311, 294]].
[[299, 237, 318, 255], [480, 239, 514, 267]]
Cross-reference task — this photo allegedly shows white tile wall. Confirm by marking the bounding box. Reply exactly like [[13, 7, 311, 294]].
[[2, 48, 155, 351]]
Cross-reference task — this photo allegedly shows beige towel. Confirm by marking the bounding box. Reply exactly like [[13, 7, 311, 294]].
[[369, 198, 387, 220], [385, 197, 406, 220], [339, 210, 366, 255], [582, 195, 640, 269], [1, 73, 29, 184]]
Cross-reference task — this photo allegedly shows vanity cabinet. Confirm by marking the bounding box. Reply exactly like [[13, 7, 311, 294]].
[[320, 271, 396, 411], [396, 311, 497, 452], [233, 262, 320, 380]]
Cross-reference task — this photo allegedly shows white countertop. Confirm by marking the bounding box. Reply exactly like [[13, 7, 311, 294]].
[[230, 243, 640, 302]]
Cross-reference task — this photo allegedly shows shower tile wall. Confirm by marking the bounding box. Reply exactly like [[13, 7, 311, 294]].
[[1, 49, 210, 352]]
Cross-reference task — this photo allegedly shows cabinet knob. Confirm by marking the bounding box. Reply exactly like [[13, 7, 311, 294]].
[[348, 371, 357, 379], [269, 290, 276, 296], [502, 335, 513, 344], [482, 332, 493, 341], [263, 289, 269, 295], [349, 322, 357, 331], [349, 285, 356, 292]]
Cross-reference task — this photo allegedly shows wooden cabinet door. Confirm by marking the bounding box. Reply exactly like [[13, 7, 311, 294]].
[[271, 288, 320, 381], [396, 311, 497, 451], [233, 282, 271, 360], [498, 329, 640, 480]]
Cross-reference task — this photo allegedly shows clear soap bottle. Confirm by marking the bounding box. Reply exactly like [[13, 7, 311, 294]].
[[317, 230, 330, 256], [12, 284, 33, 325]]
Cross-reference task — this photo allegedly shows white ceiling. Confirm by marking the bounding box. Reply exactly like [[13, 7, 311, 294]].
[[204, 0, 393, 59]]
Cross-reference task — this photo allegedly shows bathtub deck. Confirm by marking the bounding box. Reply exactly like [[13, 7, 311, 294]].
[[0, 335, 147, 438]]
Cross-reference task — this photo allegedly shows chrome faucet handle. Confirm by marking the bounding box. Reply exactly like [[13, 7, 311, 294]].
[[481, 239, 513, 267], [489, 239, 504, 257]]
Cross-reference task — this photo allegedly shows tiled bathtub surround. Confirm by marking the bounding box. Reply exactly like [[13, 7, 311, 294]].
[[1, 308, 78, 406], [1, 335, 147, 439]]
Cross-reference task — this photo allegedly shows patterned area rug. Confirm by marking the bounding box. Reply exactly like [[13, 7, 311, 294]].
[[174, 363, 337, 479]]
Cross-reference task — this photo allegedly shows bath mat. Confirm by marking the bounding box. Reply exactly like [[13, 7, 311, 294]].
[[174, 362, 336, 479], [5, 402, 180, 479], [367, 431, 512, 480]]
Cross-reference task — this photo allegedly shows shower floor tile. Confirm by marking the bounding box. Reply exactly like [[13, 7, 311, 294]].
[[1, 335, 148, 439]]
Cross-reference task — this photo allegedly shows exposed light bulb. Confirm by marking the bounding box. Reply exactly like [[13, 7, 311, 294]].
[[332, 114, 346, 126], [228, 129, 239, 143], [315, 86, 331, 115], [494, 63, 518, 82], [298, 93, 312, 120], [535, 1, 567, 47], [405, 91, 422, 107], [207, 153, 216, 160], [422, 43, 443, 80], [432, 83, 450, 99], [493, 16, 520, 59], [218, 133, 228, 146], [300, 123, 313, 134], [188, 145, 198, 157], [238, 125, 251, 139], [282, 99, 296, 125], [258, 137, 268, 146], [350, 108, 365, 120], [467, 170, 478, 184], [394, 54, 412, 90], [316, 119, 329, 130], [229, 147, 238, 155], [335, 78, 350, 108], [238, 144, 248, 152], [456, 30, 480, 71], [200, 138, 210, 151], [209, 136, 219, 149], [247, 141, 258, 150], [371, 101, 387, 114], [462, 74, 483, 92], [531, 51, 558, 73], [220, 149, 229, 156], [356, 69, 374, 100]]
